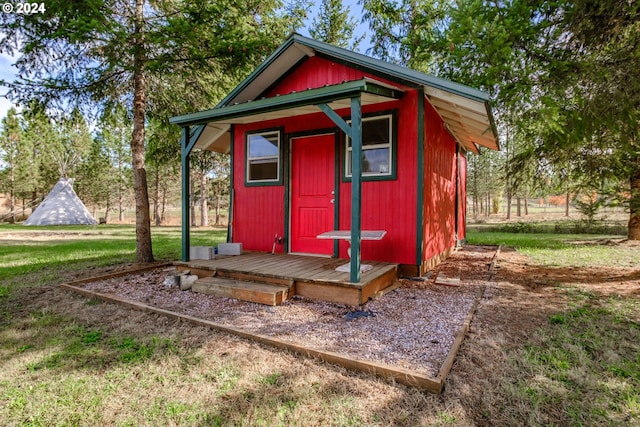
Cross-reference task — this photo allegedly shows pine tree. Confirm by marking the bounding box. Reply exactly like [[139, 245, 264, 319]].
[[309, 0, 363, 49]]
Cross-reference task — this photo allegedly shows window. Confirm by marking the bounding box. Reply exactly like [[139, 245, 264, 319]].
[[345, 114, 394, 179], [246, 130, 281, 184]]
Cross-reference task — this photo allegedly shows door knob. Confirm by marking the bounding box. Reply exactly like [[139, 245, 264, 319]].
[[330, 199, 335, 204]]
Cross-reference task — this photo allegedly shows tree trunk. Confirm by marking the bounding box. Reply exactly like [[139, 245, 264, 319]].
[[105, 199, 111, 224], [565, 191, 570, 217], [200, 172, 208, 227], [629, 168, 640, 240], [215, 195, 221, 226], [486, 192, 490, 217], [131, 0, 153, 262], [517, 197, 521, 217], [161, 185, 167, 224], [506, 189, 512, 220], [154, 164, 161, 227], [190, 175, 197, 226], [524, 195, 529, 215]]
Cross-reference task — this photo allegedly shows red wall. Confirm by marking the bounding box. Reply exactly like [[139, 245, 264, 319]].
[[232, 124, 286, 253], [337, 91, 418, 265], [264, 56, 404, 97], [422, 98, 457, 261], [232, 57, 418, 265]]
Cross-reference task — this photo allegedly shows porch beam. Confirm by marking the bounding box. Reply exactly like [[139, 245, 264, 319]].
[[317, 103, 352, 136], [349, 96, 362, 283], [181, 126, 191, 262], [188, 124, 206, 154]]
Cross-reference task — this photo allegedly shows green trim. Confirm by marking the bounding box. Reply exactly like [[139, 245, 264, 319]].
[[244, 127, 284, 187], [227, 125, 234, 243], [169, 79, 400, 127], [342, 111, 398, 182], [349, 96, 362, 283], [416, 90, 425, 267], [188, 125, 205, 153], [217, 36, 298, 107], [318, 103, 351, 136], [181, 126, 191, 262], [288, 34, 489, 102], [215, 33, 489, 109]]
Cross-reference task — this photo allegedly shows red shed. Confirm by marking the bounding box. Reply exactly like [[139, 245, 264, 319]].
[[171, 34, 498, 286]]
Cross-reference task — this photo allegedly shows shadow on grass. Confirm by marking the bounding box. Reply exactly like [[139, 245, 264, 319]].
[[0, 285, 442, 426]]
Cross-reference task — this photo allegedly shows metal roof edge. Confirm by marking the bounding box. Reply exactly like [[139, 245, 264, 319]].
[[290, 35, 490, 103], [216, 34, 301, 108], [170, 79, 398, 126], [218, 33, 489, 109]]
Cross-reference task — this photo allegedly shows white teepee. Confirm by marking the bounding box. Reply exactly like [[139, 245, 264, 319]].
[[24, 178, 97, 225]]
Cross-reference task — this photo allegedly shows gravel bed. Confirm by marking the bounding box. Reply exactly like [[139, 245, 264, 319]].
[[79, 246, 493, 376]]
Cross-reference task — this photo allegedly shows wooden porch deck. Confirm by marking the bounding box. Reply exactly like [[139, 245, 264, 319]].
[[176, 252, 398, 306]]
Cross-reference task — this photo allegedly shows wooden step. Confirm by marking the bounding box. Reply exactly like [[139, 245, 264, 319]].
[[192, 277, 294, 306]]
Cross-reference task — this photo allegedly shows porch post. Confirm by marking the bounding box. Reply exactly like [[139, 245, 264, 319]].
[[181, 126, 190, 262], [350, 96, 362, 283]]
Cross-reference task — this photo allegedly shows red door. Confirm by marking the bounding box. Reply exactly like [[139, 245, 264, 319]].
[[290, 133, 335, 255]]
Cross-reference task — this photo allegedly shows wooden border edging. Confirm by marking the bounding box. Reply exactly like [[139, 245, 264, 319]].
[[60, 281, 444, 393], [64, 263, 173, 286], [434, 285, 485, 392], [58, 251, 496, 394], [433, 245, 500, 392]]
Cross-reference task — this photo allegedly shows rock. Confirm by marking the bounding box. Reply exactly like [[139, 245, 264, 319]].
[[163, 275, 179, 287], [180, 274, 198, 291]]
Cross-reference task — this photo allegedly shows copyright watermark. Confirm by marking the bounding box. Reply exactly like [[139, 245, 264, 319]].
[[2, 2, 46, 14]]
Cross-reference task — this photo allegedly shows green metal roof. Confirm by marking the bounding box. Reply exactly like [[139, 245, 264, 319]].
[[170, 33, 498, 153], [219, 33, 489, 107]]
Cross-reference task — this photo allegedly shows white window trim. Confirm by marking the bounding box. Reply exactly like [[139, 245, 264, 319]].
[[246, 130, 281, 183], [345, 114, 393, 177]]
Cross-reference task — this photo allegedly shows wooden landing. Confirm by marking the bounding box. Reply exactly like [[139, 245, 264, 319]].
[[177, 252, 398, 306]]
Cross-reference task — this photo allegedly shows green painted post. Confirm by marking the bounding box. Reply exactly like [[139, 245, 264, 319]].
[[350, 96, 362, 283], [181, 126, 190, 262]]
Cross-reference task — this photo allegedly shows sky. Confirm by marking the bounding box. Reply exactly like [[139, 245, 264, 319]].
[[0, 0, 369, 122]]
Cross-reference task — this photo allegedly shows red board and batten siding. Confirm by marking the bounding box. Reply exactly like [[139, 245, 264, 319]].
[[337, 91, 418, 265], [422, 97, 458, 264], [232, 56, 419, 265], [231, 125, 286, 253], [263, 56, 406, 97]]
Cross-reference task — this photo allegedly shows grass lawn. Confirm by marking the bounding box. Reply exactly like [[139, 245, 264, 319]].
[[0, 224, 638, 425]]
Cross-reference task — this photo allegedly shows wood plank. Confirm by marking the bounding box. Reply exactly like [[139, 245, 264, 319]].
[[192, 277, 290, 306], [359, 267, 399, 304], [435, 272, 461, 287], [295, 281, 362, 306], [436, 285, 485, 390], [216, 270, 294, 287], [178, 267, 216, 278]]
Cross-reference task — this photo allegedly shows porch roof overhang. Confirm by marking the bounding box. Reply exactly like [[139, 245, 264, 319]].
[[169, 78, 402, 153]]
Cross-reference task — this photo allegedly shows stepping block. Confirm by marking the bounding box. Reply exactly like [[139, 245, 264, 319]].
[[435, 272, 461, 287], [192, 276, 292, 306]]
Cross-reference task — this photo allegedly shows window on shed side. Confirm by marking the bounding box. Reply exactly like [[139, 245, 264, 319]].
[[246, 130, 280, 183], [345, 114, 393, 177]]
